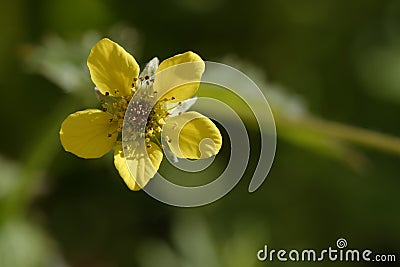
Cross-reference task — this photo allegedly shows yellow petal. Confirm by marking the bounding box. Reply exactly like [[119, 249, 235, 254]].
[[87, 38, 139, 97], [154, 51, 205, 102], [163, 111, 222, 159], [114, 142, 163, 190], [60, 109, 118, 158]]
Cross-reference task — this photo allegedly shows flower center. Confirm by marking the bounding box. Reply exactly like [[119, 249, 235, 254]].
[[102, 75, 176, 149]]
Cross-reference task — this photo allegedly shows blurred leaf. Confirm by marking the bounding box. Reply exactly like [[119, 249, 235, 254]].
[[355, 43, 400, 103], [136, 214, 270, 267], [0, 220, 54, 267], [22, 26, 142, 106], [171, 215, 220, 267], [23, 34, 95, 94], [136, 240, 182, 267], [220, 218, 269, 267], [0, 156, 20, 200]]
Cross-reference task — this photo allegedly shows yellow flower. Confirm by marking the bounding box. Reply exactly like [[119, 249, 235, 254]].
[[59, 38, 222, 190]]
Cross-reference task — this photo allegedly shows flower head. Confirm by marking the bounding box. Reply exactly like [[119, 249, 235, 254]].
[[60, 38, 222, 190]]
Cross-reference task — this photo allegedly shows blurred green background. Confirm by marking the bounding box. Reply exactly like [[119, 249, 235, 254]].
[[1, 0, 400, 266]]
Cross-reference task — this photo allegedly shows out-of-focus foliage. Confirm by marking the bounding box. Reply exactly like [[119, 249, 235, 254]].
[[136, 214, 268, 267], [0, 156, 20, 200], [1, 0, 400, 267], [355, 0, 400, 103], [0, 220, 55, 267]]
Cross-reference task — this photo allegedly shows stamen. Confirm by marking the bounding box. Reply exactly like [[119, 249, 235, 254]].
[[105, 92, 110, 96], [166, 104, 179, 111]]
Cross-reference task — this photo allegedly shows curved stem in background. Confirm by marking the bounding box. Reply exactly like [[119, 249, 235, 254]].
[[278, 114, 400, 156]]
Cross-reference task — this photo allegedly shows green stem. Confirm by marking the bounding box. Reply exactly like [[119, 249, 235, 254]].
[[278, 114, 400, 155]]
